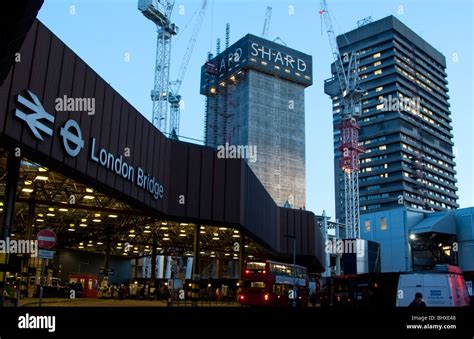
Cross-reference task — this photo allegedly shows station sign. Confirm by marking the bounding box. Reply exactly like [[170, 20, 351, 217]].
[[15, 90, 165, 200]]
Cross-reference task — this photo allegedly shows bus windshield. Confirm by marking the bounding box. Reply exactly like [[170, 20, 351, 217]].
[[246, 262, 266, 270]]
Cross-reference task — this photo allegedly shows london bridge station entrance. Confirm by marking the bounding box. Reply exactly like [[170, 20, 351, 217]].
[[0, 19, 324, 306], [0, 149, 271, 306]]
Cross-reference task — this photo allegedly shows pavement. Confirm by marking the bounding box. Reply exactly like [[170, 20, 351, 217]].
[[18, 297, 240, 307]]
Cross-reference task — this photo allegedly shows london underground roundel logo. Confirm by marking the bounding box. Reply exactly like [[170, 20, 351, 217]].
[[60, 119, 84, 157]]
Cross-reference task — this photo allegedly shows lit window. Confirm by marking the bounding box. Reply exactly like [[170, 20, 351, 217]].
[[376, 104, 384, 110], [378, 145, 386, 151], [373, 61, 381, 66], [373, 52, 381, 58], [380, 217, 388, 231], [374, 69, 382, 75], [365, 220, 371, 232], [375, 86, 383, 92]]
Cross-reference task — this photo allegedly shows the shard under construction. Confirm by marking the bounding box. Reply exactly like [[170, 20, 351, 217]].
[[200, 33, 312, 209]]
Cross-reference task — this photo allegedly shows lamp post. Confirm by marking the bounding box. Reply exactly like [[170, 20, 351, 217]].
[[285, 234, 297, 308], [409, 233, 416, 271]]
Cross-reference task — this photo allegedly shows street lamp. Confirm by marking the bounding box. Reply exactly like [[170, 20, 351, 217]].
[[409, 233, 415, 271], [285, 234, 297, 308]]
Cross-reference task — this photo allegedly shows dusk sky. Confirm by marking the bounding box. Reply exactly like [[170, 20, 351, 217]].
[[38, 0, 473, 219]]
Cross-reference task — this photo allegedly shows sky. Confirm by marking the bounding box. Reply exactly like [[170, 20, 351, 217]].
[[37, 0, 473, 220]]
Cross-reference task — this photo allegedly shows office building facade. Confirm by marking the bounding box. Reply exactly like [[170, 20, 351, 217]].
[[201, 34, 312, 208], [326, 16, 459, 221]]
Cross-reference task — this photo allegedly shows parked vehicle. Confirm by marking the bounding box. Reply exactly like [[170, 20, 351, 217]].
[[396, 264, 470, 307]]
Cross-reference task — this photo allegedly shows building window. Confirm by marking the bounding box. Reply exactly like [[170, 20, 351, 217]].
[[373, 52, 381, 58], [364, 220, 371, 232], [374, 69, 382, 75], [378, 145, 386, 151], [376, 104, 384, 110], [380, 217, 388, 231], [373, 61, 381, 66], [375, 86, 383, 92]]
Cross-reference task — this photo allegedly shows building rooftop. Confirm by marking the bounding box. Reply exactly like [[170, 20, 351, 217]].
[[337, 15, 446, 67]]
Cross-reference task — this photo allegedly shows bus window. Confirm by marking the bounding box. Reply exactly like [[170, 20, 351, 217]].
[[251, 282, 266, 288], [246, 262, 266, 270]]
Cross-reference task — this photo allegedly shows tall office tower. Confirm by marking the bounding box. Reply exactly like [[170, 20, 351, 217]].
[[201, 34, 312, 208], [326, 16, 459, 222]]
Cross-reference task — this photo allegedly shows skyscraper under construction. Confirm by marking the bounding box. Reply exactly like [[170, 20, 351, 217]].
[[201, 34, 312, 208]]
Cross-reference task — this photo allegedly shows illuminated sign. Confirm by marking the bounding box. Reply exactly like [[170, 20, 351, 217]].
[[250, 42, 307, 72], [15, 90, 165, 200], [90, 138, 164, 200], [201, 33, 312, 92]]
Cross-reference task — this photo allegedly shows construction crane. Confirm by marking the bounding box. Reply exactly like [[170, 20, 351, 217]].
[[320, 0, 364, 239], [168, 0, 208, 137], [138, 0, 177, 133], [262, 6, 272, 37]]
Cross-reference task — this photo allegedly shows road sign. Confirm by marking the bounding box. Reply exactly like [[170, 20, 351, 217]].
[[38, 249, 54, 259], [37, 229, 57, 249]]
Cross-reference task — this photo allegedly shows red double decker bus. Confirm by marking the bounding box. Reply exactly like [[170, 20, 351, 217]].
[[238, 260, 309, 307]]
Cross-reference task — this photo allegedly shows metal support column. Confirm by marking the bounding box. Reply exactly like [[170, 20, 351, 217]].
[[0, 151, 21, 307], [150, 234, 157, 288], [238, 234, 245, 281], [103, 232, 111, 284], [191, 224, 200, 305], [20, 199, 36, 299]]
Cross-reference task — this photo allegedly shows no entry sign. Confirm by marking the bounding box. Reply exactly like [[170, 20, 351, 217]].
[[37, 229, 57, 249]]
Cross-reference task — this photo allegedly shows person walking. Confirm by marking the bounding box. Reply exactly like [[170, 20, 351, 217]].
[[408, 292, 427, 308]]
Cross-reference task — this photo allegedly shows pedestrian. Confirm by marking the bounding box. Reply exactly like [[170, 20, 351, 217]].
[[408, 292, 427, 308], [310, 292, 317, 307]]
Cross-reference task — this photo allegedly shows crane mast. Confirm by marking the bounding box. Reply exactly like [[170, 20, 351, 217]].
[[320, 0, 364, 239], [138, 0, 177, 133], [262, 6, 272, 37], [169, 0, 208, 136]]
